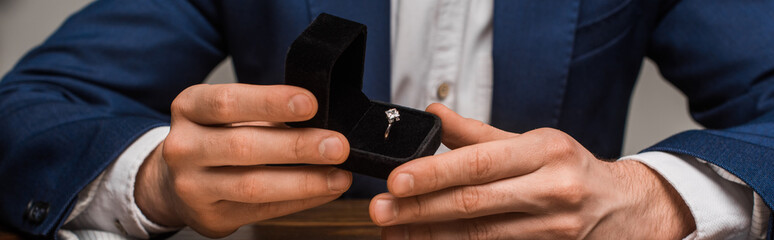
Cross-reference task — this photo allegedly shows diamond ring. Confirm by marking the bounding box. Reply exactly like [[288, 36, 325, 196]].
[[384, 108, 400, 140]]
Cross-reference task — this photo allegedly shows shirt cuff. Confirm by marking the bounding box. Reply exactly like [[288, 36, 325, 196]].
[[620, 151, 755, 239], [63, 126, 178, 239]]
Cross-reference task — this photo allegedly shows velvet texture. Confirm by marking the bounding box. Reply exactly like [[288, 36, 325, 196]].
[[285, 13, 441, 179]]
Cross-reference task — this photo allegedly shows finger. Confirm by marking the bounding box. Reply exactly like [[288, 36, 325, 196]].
[[226, 121, 288, 128], [381, 213, 580, 240], [184, 126, 349, 166], [204, 166, 352, 203], [195, 194, 341, 237], [172, 83, 317, 125], [371, 175, 548, 226], [226, 193, 341, 226], [387, 137, 545, 197], [425, 103, 516, 149]]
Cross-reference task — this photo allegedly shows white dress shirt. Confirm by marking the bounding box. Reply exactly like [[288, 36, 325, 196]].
[[60, 127, 175, 239], [60, 1, 770, 239]]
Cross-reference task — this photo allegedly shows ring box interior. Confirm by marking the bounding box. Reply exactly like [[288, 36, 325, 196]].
[[284, 13, 442, 179]]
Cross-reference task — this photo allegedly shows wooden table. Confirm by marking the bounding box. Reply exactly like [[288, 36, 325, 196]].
[[1, 200, 380, 240], [171, 199, 380, 239]]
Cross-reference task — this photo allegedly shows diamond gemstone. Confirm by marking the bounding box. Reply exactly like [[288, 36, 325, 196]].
[[385, 108, 400, 122]]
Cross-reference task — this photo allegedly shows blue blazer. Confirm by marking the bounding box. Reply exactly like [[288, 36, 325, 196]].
[[1, 0, 773, 238]]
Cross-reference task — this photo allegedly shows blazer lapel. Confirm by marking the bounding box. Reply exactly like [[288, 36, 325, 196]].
[[491, 0, 579, 133]]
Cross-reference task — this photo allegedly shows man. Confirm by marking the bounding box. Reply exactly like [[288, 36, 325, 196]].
[[0, 0, 772, 239]]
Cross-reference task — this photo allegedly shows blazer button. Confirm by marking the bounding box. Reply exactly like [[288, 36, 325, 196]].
[[437, 82, 450, 100], [24, 200, 49, 225]]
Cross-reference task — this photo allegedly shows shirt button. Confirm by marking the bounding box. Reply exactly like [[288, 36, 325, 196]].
[[437, 82, 450, 100], [114, 219, 128, 235], [24, 200, 49, 225]]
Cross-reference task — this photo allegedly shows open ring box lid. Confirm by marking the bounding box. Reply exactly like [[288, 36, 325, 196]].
[[284, 13, 442, 179]]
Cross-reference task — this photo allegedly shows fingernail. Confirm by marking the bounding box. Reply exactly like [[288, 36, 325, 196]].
[[374, 199, 398, 224], [383, 226, 408, 240], [288, 94, 312, 116], [327, 169, 350, 192], [319, 136, 343, 160], [393, 173, 414, 196]]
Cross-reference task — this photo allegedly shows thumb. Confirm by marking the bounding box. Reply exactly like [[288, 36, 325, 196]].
[[425, 103, 517, 149]]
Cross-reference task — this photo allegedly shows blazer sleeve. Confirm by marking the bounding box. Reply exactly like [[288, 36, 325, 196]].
[[646, 0, 774, 233], [0, 0, 224, 237]]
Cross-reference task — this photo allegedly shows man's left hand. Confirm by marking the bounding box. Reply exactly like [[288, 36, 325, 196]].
[[369, 103, 695, 239]]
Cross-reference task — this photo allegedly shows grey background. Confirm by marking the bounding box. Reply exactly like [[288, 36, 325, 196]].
[[0, 0, 702, 156]]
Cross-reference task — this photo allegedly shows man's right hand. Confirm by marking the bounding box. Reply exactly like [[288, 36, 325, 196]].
[[134, 84, 352, 238]]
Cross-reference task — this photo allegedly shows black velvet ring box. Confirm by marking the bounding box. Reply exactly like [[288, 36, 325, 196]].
[[284, 13, 442, 179]]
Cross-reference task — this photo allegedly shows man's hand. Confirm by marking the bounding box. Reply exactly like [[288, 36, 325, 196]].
[[134, 84, 352, 238], [369, 103, 695, 239]]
